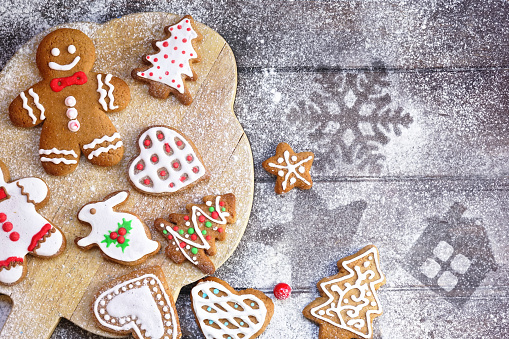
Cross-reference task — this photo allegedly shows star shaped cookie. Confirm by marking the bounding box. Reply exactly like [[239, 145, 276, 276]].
[[262, 142, 314, 194]]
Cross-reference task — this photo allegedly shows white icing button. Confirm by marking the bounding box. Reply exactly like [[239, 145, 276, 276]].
[[153, 287, 158, 292], [65, 96, 76, 107], [278, 170, 284, 177], [364, 261, 370, 267], [163, 306, 168, 312], [104, 315, 111, 321], [165, 314, 171, 319], [291, 155, 297, 161], [186, 245, 190, 250], [185, 222, 190, 226], [298, 166, 305, 173], [369, 256, 373, 260], [371, 301, 377, 306], [289, 177, 297, 184], [99, 309, 105, 314], [68, 44, 76, 54], [119, 319, 125, 325], [166, 321, 172, 326], [150, 279, 156, 285], [318, 310, 325, 315], [122, 286, 127, 291], [277, 157, 284, 163], [159, 301, 164, 306], [66, 108, 78, 119], [68, 119, 80, 132], [206, 201, 212, 206], [51, 48, 60, 56], [157, 294, 162, 300], [185, 234, 189, 238], [100, 300, 105, 306]]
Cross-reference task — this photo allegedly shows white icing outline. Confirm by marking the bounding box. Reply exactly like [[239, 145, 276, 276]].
[[191, 280, 268, 339], [28, 88, 45, 120], [267, 150, 313, 191], [309, 247, 385, 339], [128, 126, 206, 194], [83, 132, 121, 150], [48, 55, 80, 71], [40, 157, 77, 165], [97, 74, 118, 111], [51, 48, 60, 56], [104, 74, 119, 110], [93, 273, 178, 339], [87, 141, 123, 160], [20, 92, 36, 124], [68, 44, 76, 54], [97, 74, 108, 111], [39, 148, 78, 158]]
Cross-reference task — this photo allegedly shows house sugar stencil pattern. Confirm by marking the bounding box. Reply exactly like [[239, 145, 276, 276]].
[[402, 203, 497, 307]]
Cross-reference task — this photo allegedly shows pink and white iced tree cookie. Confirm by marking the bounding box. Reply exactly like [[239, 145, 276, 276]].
[[132, 15, 203, 105], [93, 266, 181, 339], [128, 126, 209, 195], [75, 191, 160, 266], [0, 160, 66, 285]]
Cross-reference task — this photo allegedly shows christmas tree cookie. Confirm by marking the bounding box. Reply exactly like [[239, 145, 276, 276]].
[[93, 266, 181, 339], [303, 245, 386, 339], [128, 126, 209, 195], [76, 191, 160, 265], [155, 194, 236, 274], [132, 15, 202, 105], [191, 277, 274, 339]]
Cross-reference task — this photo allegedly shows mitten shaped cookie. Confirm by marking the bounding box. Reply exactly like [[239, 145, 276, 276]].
[[155, 194, 236, 274], [0, 160, 66, 285], [9, 28, 131, 176]]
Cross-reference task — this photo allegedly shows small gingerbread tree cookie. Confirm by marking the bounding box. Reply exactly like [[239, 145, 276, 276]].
[[262, 142, 314, 194], [155, 194, 236, 274], [9, 28, 131, 176], [0, 159, 66, 285], [303, 245, 386, 339], [132, 15, 202, 105]]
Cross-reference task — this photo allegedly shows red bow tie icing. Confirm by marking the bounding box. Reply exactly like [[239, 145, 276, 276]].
[[50, 71, 88, 92]]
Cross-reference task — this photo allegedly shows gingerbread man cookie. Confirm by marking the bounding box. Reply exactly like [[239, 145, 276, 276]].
[[9, 28, 131, 176], [0, 160, 66, 285]]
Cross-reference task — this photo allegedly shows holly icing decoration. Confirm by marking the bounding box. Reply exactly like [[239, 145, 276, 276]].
[[155, 194, 236, 275], [132, 15, 203, 105], [303, 245, 386, 339], [102, 218, 132, 252]]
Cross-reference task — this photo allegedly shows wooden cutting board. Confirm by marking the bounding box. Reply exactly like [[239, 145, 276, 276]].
[[0, 12, 253, 338]]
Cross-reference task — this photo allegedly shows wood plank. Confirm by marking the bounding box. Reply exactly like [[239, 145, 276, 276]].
[[1, 1, 509, 70], [235, 69, 509, 178]]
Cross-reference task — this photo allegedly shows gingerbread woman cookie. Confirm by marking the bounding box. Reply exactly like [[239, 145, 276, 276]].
[[0, 160, 66, 285], [9, 28, 131, 176]]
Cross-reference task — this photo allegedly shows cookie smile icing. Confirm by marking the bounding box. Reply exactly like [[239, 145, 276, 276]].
[[48, 55, 81, 71]]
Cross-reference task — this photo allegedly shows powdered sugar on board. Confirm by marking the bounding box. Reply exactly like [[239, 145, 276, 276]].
[[0, 12, 252, 338]]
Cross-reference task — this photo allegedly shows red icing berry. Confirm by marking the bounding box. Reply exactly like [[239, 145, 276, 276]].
[[143, 178, 150, 185], [186, 155, 193, 161], [146, 55, 150, 59], [180, 176, 186, 182], [274, 283, 292, 300], [206, 235, 211, 240], [177, 25, 182, 29], [141, 73, 145, 76], [110, 232, 118, 240], [176, 140, 183, 146], [180, 242, 186, 248], [117, 236, 125, 244], [144, 139, 151, 147], [164, 54, 168, 58], [217, 228, 223, 233], [198, 215, 206, 223], [0, 213, 7, 222], [173, 226, 179, 231], [171, 60, 175, 64], [179, 63, 184, 68], [183, 38, 188, 43], [118, 228, 127, 236], [170, 27, 173, 31], [174, 36, 178, 40], [154, 58, 158, 62], [177, 84, 181, 88], [165, 144, 171, 153], [163, 41, 169, 47], [9, 232, 19, 242], [151, 155, 158, 163], [168, 235, 173, 240], [160, 170, 167, 176], [157, 133, 164, 140], [173, 162, 179, 169], [186, 20, 189, 23], [157, 66, 160, 69], [2, 222, 13, 232], [219, 201, 225, 207], [187, 28, 191, 31], [191, 234, 197, 241], [184, 215, 189, 221], [172, 79, 176, 83], [165, 71, 169, 75], [136, 163, 144, 170], [149, 72, 153, 76], [174, 47, 178, 50], [190, 53, 194, 56], [182, 51, 186, 54], [169, 183, 175, 188], [159, 77, 162, 80], [211, 211, 219, 219], [193, 167, 199, 173]]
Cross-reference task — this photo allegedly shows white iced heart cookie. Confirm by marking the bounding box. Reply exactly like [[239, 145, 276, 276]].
[[93, 266, 181, 339]]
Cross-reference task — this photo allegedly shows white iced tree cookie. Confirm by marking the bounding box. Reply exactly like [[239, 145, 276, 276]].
[[0, 160, 66, 285], [76, 190, 160, 265], [93, 266, 181, 339], [303, 245, 386, 339]]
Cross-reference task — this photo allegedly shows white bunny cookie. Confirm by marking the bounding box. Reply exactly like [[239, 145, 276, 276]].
[[0, 160, 66, 285], [75, 191, 160, 265]]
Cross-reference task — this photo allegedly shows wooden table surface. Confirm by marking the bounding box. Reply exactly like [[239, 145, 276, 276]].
[[1, 1, 508, 338]]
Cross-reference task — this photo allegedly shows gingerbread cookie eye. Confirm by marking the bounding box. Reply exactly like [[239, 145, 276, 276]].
[[51, 48, 60, 56], [67, 44, 76, 54]]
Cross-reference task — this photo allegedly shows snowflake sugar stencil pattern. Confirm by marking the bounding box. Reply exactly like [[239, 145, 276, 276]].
[[304, 245, 386, 339], [289, 70, 413, 174], [191, 277, 274, 339]]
